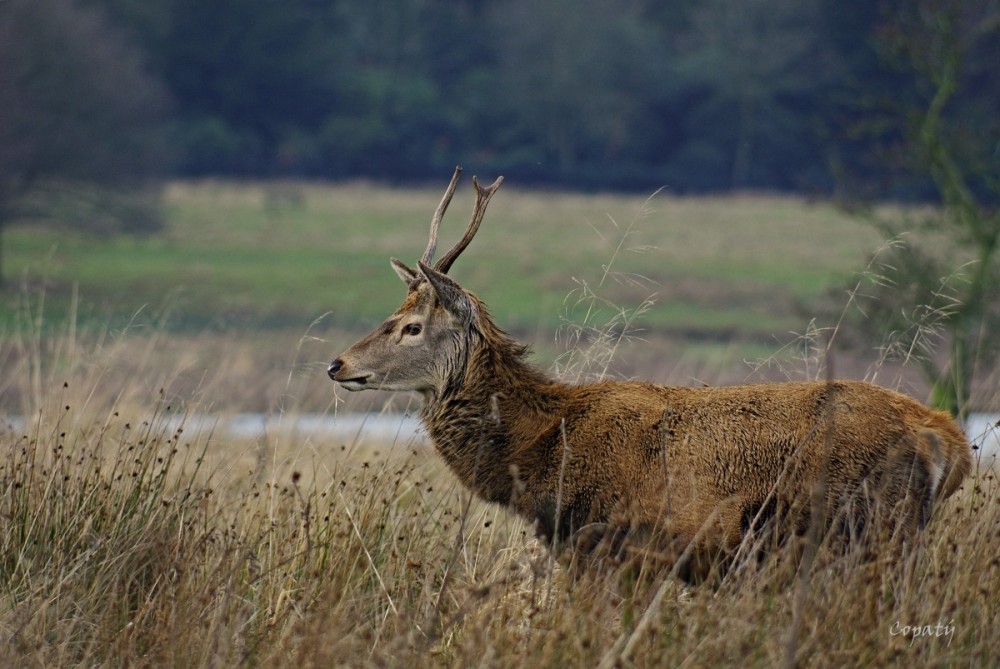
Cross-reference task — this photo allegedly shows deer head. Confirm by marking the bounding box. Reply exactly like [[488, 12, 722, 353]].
[[328, 167, 504, 395]]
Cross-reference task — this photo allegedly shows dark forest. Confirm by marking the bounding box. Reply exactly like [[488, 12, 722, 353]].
[[4, 0, 996, 197]]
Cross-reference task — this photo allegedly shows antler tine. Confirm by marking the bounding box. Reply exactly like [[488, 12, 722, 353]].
[[421, 166, 463, 267], [434, 175, 504, 274]]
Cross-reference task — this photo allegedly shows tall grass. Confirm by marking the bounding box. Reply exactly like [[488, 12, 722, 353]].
[[2, 246, 998, 666]]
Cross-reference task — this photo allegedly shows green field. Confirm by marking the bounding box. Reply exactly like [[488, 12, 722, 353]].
[[6, 180, 881, 339]]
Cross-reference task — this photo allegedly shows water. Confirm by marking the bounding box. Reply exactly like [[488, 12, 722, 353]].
[[170, 412, 1000, 461], [965, 413, 1000, 464], [1, 412, 425, 445], [3, 411, 997, 460], [204, 412, 424, 443]]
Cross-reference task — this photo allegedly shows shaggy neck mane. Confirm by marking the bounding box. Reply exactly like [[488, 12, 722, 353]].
[[420, 301, 569, 505]]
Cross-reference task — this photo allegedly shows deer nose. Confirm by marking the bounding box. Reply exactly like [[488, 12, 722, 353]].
[[327, 358, 343, 380]]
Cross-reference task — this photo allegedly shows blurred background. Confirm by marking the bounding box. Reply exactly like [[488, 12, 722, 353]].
[[0, 0, 997, 416], [3, 0, 998, 195]]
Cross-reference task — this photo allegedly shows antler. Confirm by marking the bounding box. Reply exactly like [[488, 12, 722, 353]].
[[421, 166, 463, 267], [434, 174, 504, 274]]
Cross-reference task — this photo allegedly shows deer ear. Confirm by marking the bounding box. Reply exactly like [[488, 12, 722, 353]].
[[390, 258, 418, 286], [417, 261, 473, 322]]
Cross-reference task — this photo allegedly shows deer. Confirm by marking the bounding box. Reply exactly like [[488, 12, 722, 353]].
[[327, 167, 973, 580]]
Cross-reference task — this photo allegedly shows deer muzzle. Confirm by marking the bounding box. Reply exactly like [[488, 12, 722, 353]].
[[328, 357, 375, 391]]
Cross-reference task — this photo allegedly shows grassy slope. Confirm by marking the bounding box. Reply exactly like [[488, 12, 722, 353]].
[[5, 180, 879, 339]]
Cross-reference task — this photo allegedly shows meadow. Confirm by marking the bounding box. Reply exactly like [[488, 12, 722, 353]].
[[7, 180, 881, 338], [1, 181, 998, 666], [5, 179, 895, 408]]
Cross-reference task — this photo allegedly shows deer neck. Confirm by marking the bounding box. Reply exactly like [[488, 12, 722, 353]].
[[419, 325, 567, 505]]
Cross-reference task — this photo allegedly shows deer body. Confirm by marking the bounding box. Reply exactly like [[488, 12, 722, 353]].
[[329, 168, 972, 574]]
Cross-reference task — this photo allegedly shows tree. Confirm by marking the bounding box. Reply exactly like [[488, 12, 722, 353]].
[[488, 0, 669, 186], [155, 0, 341, 174], [839, 0, 1000, 417], [315, 0, 451, 178], [670, 0, 833, 190], [0, 0, 169, 283]]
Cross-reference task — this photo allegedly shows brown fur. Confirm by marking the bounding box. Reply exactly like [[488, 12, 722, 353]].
[[332, 283, 971, 573], [328, 174, 973, 578]]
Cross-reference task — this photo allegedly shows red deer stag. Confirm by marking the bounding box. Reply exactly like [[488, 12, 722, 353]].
[[328, 167, 972, 578]]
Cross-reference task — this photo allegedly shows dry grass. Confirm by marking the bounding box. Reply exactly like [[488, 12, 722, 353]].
[[2, 336, 997, 668], [2, 251, 999, 667]]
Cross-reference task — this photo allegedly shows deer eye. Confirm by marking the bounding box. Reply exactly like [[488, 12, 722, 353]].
[[402, 323, 423, 336]]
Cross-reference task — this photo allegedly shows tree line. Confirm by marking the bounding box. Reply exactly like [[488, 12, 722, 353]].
[[2, 0, 996, 196]]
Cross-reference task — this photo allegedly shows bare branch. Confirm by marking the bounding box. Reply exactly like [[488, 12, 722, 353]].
[[435, 175, 504, 274], [421, 166, 463, 267]]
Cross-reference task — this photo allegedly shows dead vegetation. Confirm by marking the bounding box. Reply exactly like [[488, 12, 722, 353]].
[[1, 203, 998, 666]]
